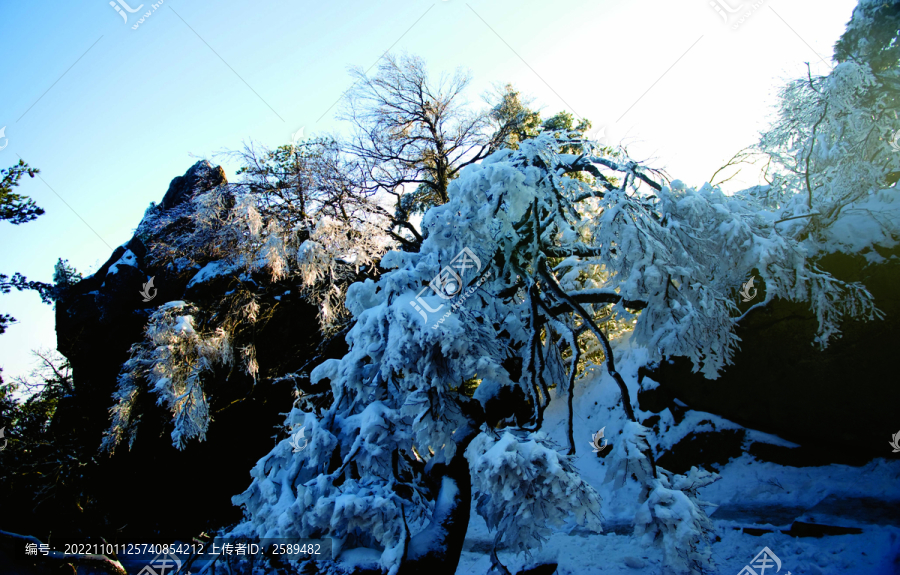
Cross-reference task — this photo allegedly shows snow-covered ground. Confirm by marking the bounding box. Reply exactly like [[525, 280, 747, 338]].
[[457, 343, 900, 574]]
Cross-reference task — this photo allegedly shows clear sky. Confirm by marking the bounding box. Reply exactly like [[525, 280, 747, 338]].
[[0, 0, 855, 381]]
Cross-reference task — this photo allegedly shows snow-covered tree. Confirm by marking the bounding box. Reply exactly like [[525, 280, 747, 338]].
[[756, 0, 900, 253], [634, 464, 720, 575], [467, 431, 603, 555], [230, 133, 877, 574], [604, 422, 657, 490], [103, 152, 391, 452], [145, 146, 390, 334], [834, 0, 900, 74], [342, 54, 547, 249]]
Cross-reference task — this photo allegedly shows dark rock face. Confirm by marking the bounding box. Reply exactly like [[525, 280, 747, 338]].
[[53, 237, 152, 440], [53, 162, 229, 444], [14, 161, 333, 542], [160, 161, 226, 210], [655, 429, 746, 475], [644, 247, 900, 467], [787, 522, 864, 537]]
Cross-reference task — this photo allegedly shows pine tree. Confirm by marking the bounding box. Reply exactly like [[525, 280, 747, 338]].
[[0, 160, 53, 334], [0, 160, 42, 225]]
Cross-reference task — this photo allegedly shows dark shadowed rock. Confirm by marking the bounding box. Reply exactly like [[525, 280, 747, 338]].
[[787, 522, 864, 537], [656, 429, 746, 474], [160, 160, 226, 210], [6, 161, 344, 543], [645, 247, 900, 466]]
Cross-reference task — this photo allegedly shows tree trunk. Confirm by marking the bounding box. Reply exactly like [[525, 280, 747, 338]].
[[398, 426, 477, 575]]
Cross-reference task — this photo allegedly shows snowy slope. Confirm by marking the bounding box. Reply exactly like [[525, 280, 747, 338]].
[[456, 340, 900, 574]]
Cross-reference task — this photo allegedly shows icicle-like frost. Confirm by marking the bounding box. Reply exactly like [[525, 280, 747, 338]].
[[103, 303, 232, 451]]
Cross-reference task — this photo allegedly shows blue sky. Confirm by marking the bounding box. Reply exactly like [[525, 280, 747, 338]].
[[0, 0, 855, 381]]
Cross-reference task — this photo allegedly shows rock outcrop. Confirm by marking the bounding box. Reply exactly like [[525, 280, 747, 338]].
[[9, 161, 341, 542], [642, 246, 900, 469]]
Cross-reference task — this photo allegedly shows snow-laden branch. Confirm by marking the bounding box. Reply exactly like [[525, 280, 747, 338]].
[[230, 134, 879, 573], [103, 302, 232, 452]]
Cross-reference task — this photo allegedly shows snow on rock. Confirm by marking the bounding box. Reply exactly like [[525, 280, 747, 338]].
[[107, 249, 138, 275], [186, 260, 238, 289], [458, 337, 900, 574]]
